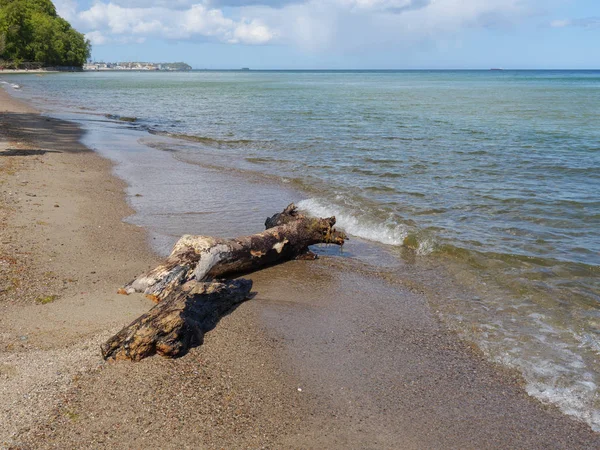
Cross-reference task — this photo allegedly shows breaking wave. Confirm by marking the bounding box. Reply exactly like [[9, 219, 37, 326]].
[[297, 198, 435, 255], [0, 81, 21, 89]]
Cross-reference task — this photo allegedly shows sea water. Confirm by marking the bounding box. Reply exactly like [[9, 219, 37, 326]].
[[2, 70, 599, 430]]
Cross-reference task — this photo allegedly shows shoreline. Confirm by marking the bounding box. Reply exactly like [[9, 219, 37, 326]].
[[0, 87, 159, 446], [1, 86, 599, 448], [0, 70, 60, 74]]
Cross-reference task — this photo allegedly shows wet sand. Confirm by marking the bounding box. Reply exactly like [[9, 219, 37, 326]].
[[1, 86, 599, 449]]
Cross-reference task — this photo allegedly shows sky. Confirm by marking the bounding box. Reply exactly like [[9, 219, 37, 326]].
[[53, 0, 600, 69]]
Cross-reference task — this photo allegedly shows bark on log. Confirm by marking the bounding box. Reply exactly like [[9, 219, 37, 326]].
[[122, 204, 346, 301], [102, 279, 252, 361], [264, 202, 301, 228]]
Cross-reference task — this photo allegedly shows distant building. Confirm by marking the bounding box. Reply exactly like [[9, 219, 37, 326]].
[[83, 61, 192, 72]]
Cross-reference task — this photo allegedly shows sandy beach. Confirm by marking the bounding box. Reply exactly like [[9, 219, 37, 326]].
[[1, 85, 599, 449]]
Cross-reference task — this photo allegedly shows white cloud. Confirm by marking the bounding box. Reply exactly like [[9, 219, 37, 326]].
[[63, 2, 277, 45], [108, 0, 305, 7], [85, 30, 108, 45], [250, 0, 535, 51], [231, 20, 275, 44], [550, 19, 571, 28], [109, 0, 198, 8], [57, 0, 544, 50], [85, 31, 147, 46], [550, 17, 600, 29], [340, 0, 431, 13], [53, 0, 79, 21]]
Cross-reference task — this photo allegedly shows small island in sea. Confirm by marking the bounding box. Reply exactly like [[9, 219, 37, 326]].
[[83, 61, 192, 71]]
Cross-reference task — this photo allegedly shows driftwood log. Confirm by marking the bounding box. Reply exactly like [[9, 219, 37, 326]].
[[102, 280, 253, 361], [122, 204, 346, 302], [103, 204, 346, 361], [264, 202, 303, 228]]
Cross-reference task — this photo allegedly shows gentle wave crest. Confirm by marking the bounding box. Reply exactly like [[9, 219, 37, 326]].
[[149, 130, 254, 148], [494, 349, 600, 432], [298, 198, 435, 255], [298, 198, 408, 246], [0, 81, 21, 89]]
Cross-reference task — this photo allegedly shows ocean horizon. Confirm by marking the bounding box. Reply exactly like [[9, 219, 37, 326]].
[[85, 68, 600, 72]]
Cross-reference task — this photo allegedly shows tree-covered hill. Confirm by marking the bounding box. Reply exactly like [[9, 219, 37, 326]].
[[0, 0, 90, 67]]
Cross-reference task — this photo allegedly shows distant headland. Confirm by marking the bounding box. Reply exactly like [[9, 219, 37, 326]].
[[83, 61, 192, 71]]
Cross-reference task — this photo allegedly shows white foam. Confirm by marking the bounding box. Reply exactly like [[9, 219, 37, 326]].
[[297, 198, 409, 247], [415, 236, 436, 256], [491, 338, 600, 432], [576, 333, 600, 356], [526, 381, 600, 432], [0, 81, 21, 89], [448, 307, 600, 433]]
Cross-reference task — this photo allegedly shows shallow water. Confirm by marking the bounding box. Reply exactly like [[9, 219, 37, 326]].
[[2, 70, 599, 430]]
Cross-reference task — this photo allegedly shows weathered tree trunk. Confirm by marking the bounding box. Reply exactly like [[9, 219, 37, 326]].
[[122, 204, 346, 301], [102, 279, 253, 361], [264, 202, 301, 228], [104, 204, 346, 362]]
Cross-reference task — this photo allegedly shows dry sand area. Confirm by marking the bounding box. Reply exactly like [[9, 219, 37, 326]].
[[1, 86, 599, 449]]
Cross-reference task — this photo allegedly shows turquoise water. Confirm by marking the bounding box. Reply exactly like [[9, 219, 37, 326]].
[[7, 71, 599, 263], [2, 70, 599, 430]]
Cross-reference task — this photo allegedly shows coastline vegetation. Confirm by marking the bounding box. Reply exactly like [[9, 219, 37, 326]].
[[0, 0, 90, 68]]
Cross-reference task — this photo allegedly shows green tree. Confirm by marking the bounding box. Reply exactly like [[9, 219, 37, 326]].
[[0, 0, 90, 67]]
